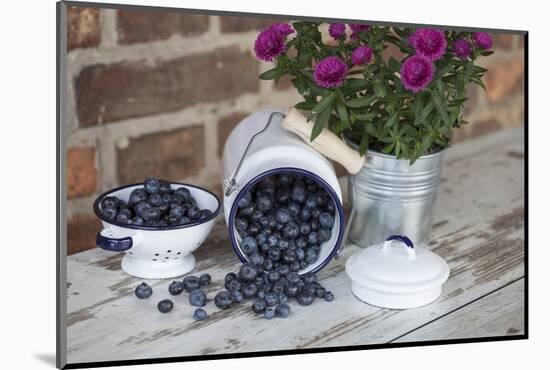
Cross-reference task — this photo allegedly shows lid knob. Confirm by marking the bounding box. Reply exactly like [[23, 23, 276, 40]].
[[383, 235, 416, 259]]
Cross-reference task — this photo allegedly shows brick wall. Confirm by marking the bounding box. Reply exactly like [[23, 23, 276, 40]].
[[65, 5, 525, 254]]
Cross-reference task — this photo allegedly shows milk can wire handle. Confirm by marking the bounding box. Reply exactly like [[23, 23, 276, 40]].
[[223, 111, 286, 197]]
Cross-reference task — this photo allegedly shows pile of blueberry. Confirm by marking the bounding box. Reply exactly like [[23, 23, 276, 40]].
[[210, 172, 337, 319], [135, 273, 212, 320], [99, 177, 213, 227]]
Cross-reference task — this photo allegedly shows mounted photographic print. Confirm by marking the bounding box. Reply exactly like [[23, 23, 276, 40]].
[[57, 1, 527, 368]]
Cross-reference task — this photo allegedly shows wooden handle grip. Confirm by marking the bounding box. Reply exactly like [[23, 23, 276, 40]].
[[282, 107, 365, 175]]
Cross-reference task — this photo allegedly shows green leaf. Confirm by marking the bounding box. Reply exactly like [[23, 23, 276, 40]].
[[310, 108, 331, 141], [382, 143, 395, 154], [347, 95, 376, 108], [384, 111, 399, 128], [365, 122, 378, 137], [420, 133, 434, 154], [359, 135, 369, 156], [388, 57, 400, 73], [373, 82, 387, 98], [480, 50, 494, 57], [356, 112, 377, 121], [431, 90, 451, 126], [295, 101, 314, 111], [311, 92, 335, 115], [415, 101, 434, 125], [336, 101, 350, 129], [258, 68, 278, 80]]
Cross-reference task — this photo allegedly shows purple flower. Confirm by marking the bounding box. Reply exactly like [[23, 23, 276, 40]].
[[400, 55, 435, 93], [329, 23, 347, 40], [453, 39, 471, 60], [473, 32, 493, 49], [254, 28, 286, 61], [270, 23, 294, 38], [314, 56, 348, 89], [409, 28, 447, 61], [349, 24, 370, 40], [351, 45, 373, 65]]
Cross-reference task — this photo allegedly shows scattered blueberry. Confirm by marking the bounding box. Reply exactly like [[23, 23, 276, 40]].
[[239, 263, 258, 281], [324, 291, 334, 302], [189, 289, 207, 307], [252, 299, 267, 314], [214, 291, 233, 310], [135, 282, 153, 299], [231, 290, 245, 303], [242, 282, 259, 298], [264, 306, 276, 319], [275, 303, 290, 318], [296, 291, 315, 306], [199, 273, 212, 286], [168, 281, 184, 296], [264, 292, 279, 307], [183, 276, 201, 292], [157, 299, 173, 313], [193, 308, 208, 321]]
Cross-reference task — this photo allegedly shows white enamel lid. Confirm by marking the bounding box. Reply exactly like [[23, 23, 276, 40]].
[[345, 235, 450, 309]]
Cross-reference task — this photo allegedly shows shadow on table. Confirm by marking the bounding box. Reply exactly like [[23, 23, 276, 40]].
[[34, 353, 56, 367]]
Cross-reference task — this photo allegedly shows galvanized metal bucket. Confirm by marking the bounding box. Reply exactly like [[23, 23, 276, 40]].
[[346, 148, 446, 248]]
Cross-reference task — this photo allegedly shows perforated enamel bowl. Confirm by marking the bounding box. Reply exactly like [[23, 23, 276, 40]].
[[93, 182, 221, 279]]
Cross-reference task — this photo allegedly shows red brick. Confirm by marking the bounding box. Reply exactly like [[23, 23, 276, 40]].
[[492, 34, 514, 49], [67, 147, 97, 199], [463, 84, 479, 115], [470, 118, 502, 138], [75, 47, 259, 127], [382, 43, 405, 63], [117, 10, 209, 44], [117, 126, 205, 184], [217, 112, 250, 157], [274, 74, 294, 91], [67, 6, 100, 50], [220, 16, 283, 33], [484, 59, 524, 103], [68, 214, 103, 255]]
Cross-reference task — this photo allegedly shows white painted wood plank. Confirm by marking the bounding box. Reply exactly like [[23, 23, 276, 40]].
[[393, 278, 525, 342], [66, 128, 525, 364]]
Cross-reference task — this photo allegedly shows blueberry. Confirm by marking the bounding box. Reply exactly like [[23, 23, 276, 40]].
[[251, 299, 267, 314], [225, 279, 242, 292], [292, 184, 306, 204], [319, 212, 335, 228], [307, 232, 319, 245], [100, 196, 119, 210], [142, 207, 161, 221], [134, 201, 151, 217], [275, 303, 290, 318], [158, 180, 172, 194], [128, 189, 147, 206], [148, 193, 162, 207], [288, 202, 300, 217], [248, 223, 260, 236], [234, 219, 247, 234], [214, 291, 233, 310], [134, 282, 153, 299], [240, 205, 255, 218], [263, 258, 274, 271], [275, 209, 291, 224], [298, 222, 310, 236], [256, 195, 272, 212], [257, 290, 266, 300], [300, 260, 309, 269], [237, 191, 252, 208], [249, 253, 264, 266], [268, 271, 280, 283], [199, 273, 211, 286], [189, 289, 207, 307], [278, 293, 289, 304], [306, 249, 319, 264], [266, 248, 280, 262], [240, 237, 258, 256], [312, 208, 321, 218], [242, 282, 258, 298], [303, 273, 317, 284], [193, 308, 208, 321], [324, 291, 334, 302], [287, 272, 300, 284], [272, 281, 285, 294], [129, 216, 144, 225], [295, 248, 305, 261], [283, 222, 300, 239], [157, 299, 174, 313], [264, 292, 279, 307], [289, 261, 301, 271], [302, 283, 317, 296], [326, 200, 336, 213], [276, 264, 290, 276], [174, 187, 191, 201], [101, 207, 118, 220], [144, 177, 160, 194], [264, 306, 276, 319], [168, 281, 184, 296], [256, 233, 267, 246], [268, 216, 277, 229], [310, 219, 320, 231], [282, 249, 297, 264], [178, 216, 190, 225], [116, 213, 131, 224], [305, 196, 318, 209], [199, 209, 213, 220], [267, 235, 279, 248], [318, 228, 332, 242], [251, 210, 264, 223], [183, 276, 201, 292], [258, 217, 270, 230], [225, 272, 237, 284], [277, 239, 289, 250], [315, 286, 326, 298], [187, 206, 200, 220], [275, 188, 291, 203], [231, 290, 245, 303], [284, 284, 299, 298], [239, 263, 259, 281], [278, 173, 292, 185], [296, 291, 315, 306], [169, 205, 185, 219]]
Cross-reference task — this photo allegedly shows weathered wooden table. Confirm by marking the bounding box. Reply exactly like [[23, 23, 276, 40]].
[[65, 128, 525, 365]]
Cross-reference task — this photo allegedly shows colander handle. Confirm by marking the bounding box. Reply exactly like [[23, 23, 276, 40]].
[[96, 229, 134, 252]]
